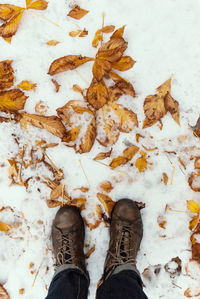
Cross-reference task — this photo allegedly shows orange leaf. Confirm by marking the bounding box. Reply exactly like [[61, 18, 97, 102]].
[[0, 9, 24, 39], [92, 58, 111, 81], [69, 197, 86, 210], [135, 153, 147, 172], [0, 221, 11, 232], [72, 84, 83, 94], [46, 40, 60, 46], [48, 55, 93, 75], [189, 215, 199, 231], [184, 287, 200, 298], [112, 56, 136, 71], [123, 145, 139, 160], [97, 193, 115, 216], [85, 245, 95, 258], [86, 79, 109, 109], [99, 181, 113, 193], [67, 5, 89, 20], [27, 0, 48, 10], [46, 200, 62, 208], [92, 25, 115, 48], [69, 30, 81, 37], [79, 118, 96, 153], [0, 4, 23, 21], [0, 59, 14, 90], [62, 127, 81, 143], [0, 88, 27, 111], [50, 184, 65, 200], [162, 173, 168, 185], [51, 79, 60, 92], [17, 80, 37, 91], [109, 156, 127, 169], [93, 149, 112, 161], [111, 25, 126, 38]]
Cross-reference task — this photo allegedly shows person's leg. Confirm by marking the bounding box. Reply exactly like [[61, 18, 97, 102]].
[[96, 198, 148, 299], [46, 206, 89, 299]]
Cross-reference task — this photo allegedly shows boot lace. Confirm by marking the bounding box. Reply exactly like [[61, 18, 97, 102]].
[[56, 232, 73, 266]]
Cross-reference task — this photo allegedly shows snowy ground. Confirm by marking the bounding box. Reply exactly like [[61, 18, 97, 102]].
[[0, 0, 200, 298]]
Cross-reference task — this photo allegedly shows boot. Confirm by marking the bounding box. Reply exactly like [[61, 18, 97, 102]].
[[102, 198, 143, 280], [51, 206, 87, 275]]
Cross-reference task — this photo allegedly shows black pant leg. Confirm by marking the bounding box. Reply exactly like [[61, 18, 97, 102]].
[[46, 269, 89, 299], [96, 270, 148, 299]]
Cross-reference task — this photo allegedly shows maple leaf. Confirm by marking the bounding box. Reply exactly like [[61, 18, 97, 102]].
[[191, 117, 200, 138], [0, 59, 14, 89], [188, 172, 200, 192], [92, 25, 115, 48], [17, 80, 37, 91], [67, 5, 89, 20], [0, 89, 27, 111], [93, 149, 112, 161], [48, 55, 93, 75], [0, 284, 10, 299], [99, 181, 113, 193], [97, 193, 115, 216], [110, 145, 139, 168], [86, 79, 109, 109], [20, 113, 67, 138]]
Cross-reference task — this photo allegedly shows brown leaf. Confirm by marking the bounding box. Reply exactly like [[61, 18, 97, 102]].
[[135, 152, 147, 172], [109, 156, 127, 168], [74, 187, 89, 193], [69, 197, 86, 210], [92, 58, 112, 82], [93, 149, 112, 161], [20, 113, 66, 138], [0, 9, 24, 39], [0, 4, 22, 21], [62, 127, 81, 143], [143, 95, 166, 128], [27, 0, 48, 10], [0, 88, 27, 111], [69, 29, 88, 37], [46, 200, 62, 208], [92, 25, 115, 48], [194, 157, 200, 169], [189, 215, 199, 231], [191, 117, 200, 138], [97, 193, 115, 216], [51, 79, 60, 92], [164, 92, 180, 125], [112, 56, 136, 71], [34, 100, 48, 115], [99, 181, 113, 193], [111, 25, 126, 39], [135, 133, 145, 143], [79, 118, 96, 153], [67, 5, 89, 20], [188, 172, 200, 192], [72, 84, 83, 94], [109, 145, 139, 169], [157, 215, 167, 229], [87, 79, 109, 109], [97, 37, 128, 63], [46, 40, 60, 46], [48, 55, 93, 76], [0, 59, 14, 90], [50, 184, 65, 200], [17, 80, 37, 91], [0, 284, 10, 298], [109, 71, 136, 99], [162, 173, 168, 185], [85, 245, 95, 258], [0, 221, 11, 232], [157, 78, 172, 96]]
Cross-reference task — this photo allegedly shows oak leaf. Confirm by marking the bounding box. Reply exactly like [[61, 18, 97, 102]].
[[20, 113, 66, 138], [67, 5, 89, 20], [17, 80, 37, 91], [86, 79, 109, 109], [191, 117, 200, 138], [0, 89, 27, 111], [112, 56, 136, 71], [97, 193, 115, 216], [48, 55, 93, 75], [0, 284, 10, 299], [93, 149, 112, 161], [79, 118, 96, 153], [0, 59, 14, 89], [164, 93, 180, 125], [99, 181, 113, 193]]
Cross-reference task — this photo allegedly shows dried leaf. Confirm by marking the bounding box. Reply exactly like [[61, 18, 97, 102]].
[[20, 113, 66, 138], [99, 181, 113, 193], [85, 245, 95, 258], [92, 58, 112, 82], [157, 215, 167, 229], [50, 184, 65, 200], [112, 56, 136, 71], [0, 59, 14, 90], [191, 117, 200, 138], [187, 200, 200, 213], [164, 256, 182, 277], [0, 284, 10, 299], [17, 80, 37, 91], [123, 145, 139, 160], [62, 127, 81, 143], [194, 157, 200, 169], [92, 25, 115, 48], [164, 93, 180, 125], [48, 55, 93, 75], [51, 79, 60, 92], [135, 152, 147, 172], [46, 200, 62, 208], [157, 78, 171, 96], [189, 215, 199, 231], [184, 287, 200, 298], [74, 187, 89, 193], [109, 156, 127, 169], [97, 193, 115, 216], [143, 95, 166, 128], [87, 79, 109, 109], [19, 288, 25, 295], [67, 5, 89, 20], [0, 4, 23, 21], [72, 84, 83, 94], [93, 149, 112, 161], [69, 30, 81, 37], [46, 40, 60, 46], [162, 173, 168, 185], [79, 118, 96, 153], [0, 221, 11, 232], [0, 89, 27, 111], [97, 37, 127, 63], [27, 0, 48, 10], [111, 25, 126, 39], [188, 172, 200, 192], [109, 72, 136, 99], [69, 197, 86, 210], [34, 100, 48, 115], [0, 10, 24, 39]]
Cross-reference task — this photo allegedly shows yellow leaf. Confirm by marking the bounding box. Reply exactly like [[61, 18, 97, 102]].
[[27, 0, 48, 10], [62, 127, 81, 143], [123, 145, 139, 160], [0, 4, 23, 21], [109, 156, 127, 169], [135, 154, 147, 172], [162, 172, 168, 185], [187, 200, 200, 213], [112, 56, 136, 71], [26, 0, 33, 8], [67, 5, 89, 20], [0, 89, 27, 111], [111, 25, 126, 38], [92, 25, 115, 48], [86, 79, 109, 110], [0, 10, 25, 39], [189, 215, 199, 230], [0, 59, 14, 90], [0, 221, 11, 232], [97, 193, 115, 216], [17, 80, 37, 91], [46, 40, 60, 46], [50, 184, 65, 200]]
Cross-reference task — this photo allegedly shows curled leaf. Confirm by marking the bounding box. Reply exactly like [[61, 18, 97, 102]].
[[97, 193, 115, 216], [87, 79, 109, 109], [79, 118, 96, 153], [34, 100, 48, 115], [48, 55, 93, 75], [17, 80, 37, 91], [67, 5, 89, 20], [0, 88, 27, 111], [184, 287, 200, 298], [51, 79, 60, 92], [0, 59, 14, 90], [194, 157, 200, 169]]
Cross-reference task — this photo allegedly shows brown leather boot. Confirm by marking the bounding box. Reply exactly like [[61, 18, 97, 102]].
[[51, 206, 87, 275], [102, 198, 143, 280]]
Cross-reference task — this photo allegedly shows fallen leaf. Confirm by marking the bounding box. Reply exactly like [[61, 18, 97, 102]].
[[189, 215, 199, 231], [194, 157, 200, 169], [109, 71, 136, 99], [46, 200, 62, 208], [19, 288, 25, 294], [99, 181, 113, 193], [72, 84, 83, 94], [85, 245, 95, 258], [97, 36, 127, 63], [69, 197, 86, 210], [92, 25, 115, 48], [17, 80, 37, 91], [0, 284, 10, 298], [0, 9, 24, 40], [187, 200, 200, 213], [111, 25, 126, 38], [92, 58, 112, 82], [191, 117, 200, 138], [0, 59, 14, 89], [97, 193, 115, 216], [50, 184, 65, 200], [67, 5, 89, 20], [26, 0, 48, 10], [0, 89, 27, 111], [79, 118, 96, 153], [112, 56, 135, 71], [157, 215, 167, 229], [74, 187, 89, 193], [157, 78, 172, 96], [20, 113, 66, 138], [34, 100, 48, 115], [51, 79, 60, 92], [162, 173, 168, 185], [135, 133, 144, 143], [69, 29, 88, 37], [143, 95, 166, 128], [188, 172, 200, 192], [46, 40, 60, 46], [87, 79, 109, 109], [184, 287, 200, 298], [93, 149, 112, 161], [48, 55, 93, 75], [135, 152, 147, 172], [123, 145, 139, 160], [62, 127, 81, 143], [0, 221, 11, 232], [109, 156, 127, 168], [0, 4, 23, 21], [164, 93, 180, 125]]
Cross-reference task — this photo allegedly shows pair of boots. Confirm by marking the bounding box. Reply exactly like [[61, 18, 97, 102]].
[[47, 198, 144, 298]]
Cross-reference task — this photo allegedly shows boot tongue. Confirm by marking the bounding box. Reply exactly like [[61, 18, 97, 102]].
[[120, 229, 130, 262]]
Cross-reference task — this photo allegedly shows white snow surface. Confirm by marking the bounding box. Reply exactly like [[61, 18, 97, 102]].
[[0, 0, 200, 298]]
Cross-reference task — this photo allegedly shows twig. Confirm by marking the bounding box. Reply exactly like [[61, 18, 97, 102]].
[[101, 12, 105, 46], [32, 260, 43, 287], [31, 11, 61, 27], [79, 159, 90, 187], [94, 160, 128, 175]]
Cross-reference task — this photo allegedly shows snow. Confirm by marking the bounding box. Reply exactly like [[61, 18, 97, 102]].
[[0, 0, 200, 298]]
